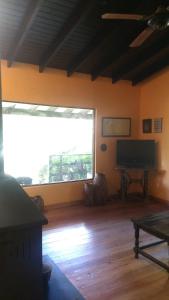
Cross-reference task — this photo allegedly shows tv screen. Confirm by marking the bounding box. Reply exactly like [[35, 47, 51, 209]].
[[116, 140, 156, 169]]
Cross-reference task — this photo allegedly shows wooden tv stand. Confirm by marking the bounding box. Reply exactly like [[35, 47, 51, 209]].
[[117, 168, 151, 201]]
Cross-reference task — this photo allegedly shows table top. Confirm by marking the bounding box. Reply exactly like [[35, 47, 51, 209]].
[[131, 210, 169, 240]]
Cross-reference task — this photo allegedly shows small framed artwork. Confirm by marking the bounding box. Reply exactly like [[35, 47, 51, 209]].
[[143, 119, 152, 133], [153, 118, 163, 133], [102, 117, 131, 137], [100, 143, 107, 151]]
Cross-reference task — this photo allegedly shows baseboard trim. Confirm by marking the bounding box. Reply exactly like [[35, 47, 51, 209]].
[[45, 199, 84, 211], [45, 195, 169, 212]]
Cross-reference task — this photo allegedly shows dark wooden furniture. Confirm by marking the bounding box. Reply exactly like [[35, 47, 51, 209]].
[[117, 168, 149, 200], [131, 210, 169, 272], [84, 173, 108, 206], [0, 175, 48, 300]]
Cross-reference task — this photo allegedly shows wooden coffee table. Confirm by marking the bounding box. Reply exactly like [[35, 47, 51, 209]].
[[131, 210, 169, 272]]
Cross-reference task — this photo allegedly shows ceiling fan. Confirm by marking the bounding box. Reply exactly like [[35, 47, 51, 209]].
[[101, 5, 169, 47]]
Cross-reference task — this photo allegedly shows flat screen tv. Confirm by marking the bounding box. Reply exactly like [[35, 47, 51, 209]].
[[116, 140, 156, 169]]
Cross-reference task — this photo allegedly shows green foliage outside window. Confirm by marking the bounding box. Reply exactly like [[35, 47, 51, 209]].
[[49, 154, 92, 182]]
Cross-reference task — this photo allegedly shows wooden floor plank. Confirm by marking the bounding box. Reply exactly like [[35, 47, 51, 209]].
[[43, 199, 169, 300]]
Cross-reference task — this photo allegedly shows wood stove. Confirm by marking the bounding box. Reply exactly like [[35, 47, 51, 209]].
[[0, 175, 48, 300]]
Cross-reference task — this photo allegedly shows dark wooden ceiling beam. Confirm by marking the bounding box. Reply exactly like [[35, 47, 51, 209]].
[[112, 32, 169, 83], [122, 46, 169, 80], [132, 59, 169, 85], [67, 27, 116, 77], [91, 26, 142, 81], [39, 0, 96, 73], [90, 0, 150, 81], [7, 0, 44, 67], [132, 47, 169, 85], [91, 48, 128, 81]]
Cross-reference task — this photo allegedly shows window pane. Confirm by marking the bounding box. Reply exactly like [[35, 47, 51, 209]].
[[2, 102, 94, 185]]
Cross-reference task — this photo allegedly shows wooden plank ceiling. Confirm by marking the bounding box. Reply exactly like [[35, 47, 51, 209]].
[[0, 0, 169, 85]]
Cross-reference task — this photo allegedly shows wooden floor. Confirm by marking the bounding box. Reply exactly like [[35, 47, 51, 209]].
[[43, 198, 169, 300]]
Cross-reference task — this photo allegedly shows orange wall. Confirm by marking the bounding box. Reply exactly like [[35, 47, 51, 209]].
[[139, 67, 169, 200], [1, 60, 140, 205]]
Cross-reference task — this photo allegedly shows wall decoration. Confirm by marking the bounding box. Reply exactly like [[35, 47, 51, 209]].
[[153, 118, 163, 133], [100, 143, 107, 151], [143, 119, 152, 133], [102, 117, 131, 137]]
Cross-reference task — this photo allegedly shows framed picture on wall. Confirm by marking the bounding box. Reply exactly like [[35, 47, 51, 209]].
[[153, 118, 163, 133], [102, 117, 131, 137], [143, 119, 152, 133]]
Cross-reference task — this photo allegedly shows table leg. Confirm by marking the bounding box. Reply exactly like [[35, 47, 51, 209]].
[[134, 224, 139, 258], [143, 170, 148, 199], [121, 170, 127, 201]]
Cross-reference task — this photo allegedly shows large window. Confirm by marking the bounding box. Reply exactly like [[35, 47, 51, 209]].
[[2, 102, 94, 185]]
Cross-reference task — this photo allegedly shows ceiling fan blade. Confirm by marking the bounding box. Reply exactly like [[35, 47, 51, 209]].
[[101, 13, 143, 21], [129, 27, 155, 47]]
